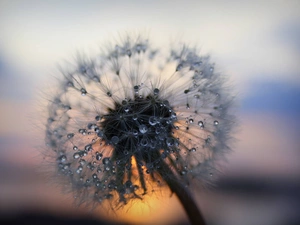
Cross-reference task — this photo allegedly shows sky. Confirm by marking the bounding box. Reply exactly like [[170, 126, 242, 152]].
[[0, 1, 299, 224]]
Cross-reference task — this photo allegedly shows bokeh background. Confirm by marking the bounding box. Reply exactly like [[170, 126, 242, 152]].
[[0, 0, 299, 225]]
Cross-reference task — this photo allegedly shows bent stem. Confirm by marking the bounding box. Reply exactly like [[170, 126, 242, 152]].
[[157, 161, 206, 225]]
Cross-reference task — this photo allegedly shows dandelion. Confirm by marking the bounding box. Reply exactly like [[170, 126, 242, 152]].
[[44, 34, 235, 225]]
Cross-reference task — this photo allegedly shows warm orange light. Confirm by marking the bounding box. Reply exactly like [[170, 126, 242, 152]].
[[94, 156, 186, 225]]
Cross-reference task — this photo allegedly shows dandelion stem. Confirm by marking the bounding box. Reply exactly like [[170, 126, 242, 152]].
[[157, 161, 206, 225]]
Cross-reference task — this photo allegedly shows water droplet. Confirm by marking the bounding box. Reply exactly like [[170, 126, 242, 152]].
[[76, 166, 83, 174], [73, 146, 78, 151], [111, 136, 119, 144], [63, 164, 69, 170], [180, 170, 187, 175], [126, 49, 132, 57], [81, 88, 87, 96], [214, 120, 219, 126], [73, 153, 80, 159], [170, 112, 177, 119], [166, 137, 174, 146], [190, 148, 196, 152], [97, 130, 104, 137], [198, 121, 204, 129], [79, 159, 86, 165], [186, 103, 190, 109], [132, 114, 138, 120], [95, 115, 102, 121], [189, 119, 194, 124], [96, 153, 103, 161], [67, 133, 74, 139], [87, 123, 97, 130], [206, 136, 211, 144], [103, 157, 110, 165], [140, 138, 148, 146], [210, 67, 214, 72], [155, 127, 161, 134], [149, 116, 158, 126], [176, 63, 183, 71], [78, 129, 87, 135], [85, 144, 92, 151], [66, 81, 74, 87], [58, 155, 67, 162], [133, 85, 139, 93], [139, 124, 148, 134], [153, 88, 160, 95]]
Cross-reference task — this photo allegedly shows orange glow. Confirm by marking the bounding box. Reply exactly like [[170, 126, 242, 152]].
[[93, 156, 186, 224]]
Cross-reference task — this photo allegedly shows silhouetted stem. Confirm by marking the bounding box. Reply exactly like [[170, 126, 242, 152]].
[[157, 161, 206, 225]]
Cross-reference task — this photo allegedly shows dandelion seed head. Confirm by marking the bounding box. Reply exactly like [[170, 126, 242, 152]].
[[44, 34, 235, 208]]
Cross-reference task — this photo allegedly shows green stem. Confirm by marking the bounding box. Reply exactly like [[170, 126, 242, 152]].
[[157, 161, 206, 225]]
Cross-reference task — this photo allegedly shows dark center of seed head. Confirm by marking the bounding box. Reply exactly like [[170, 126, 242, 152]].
[[100, 94, 176, 158]]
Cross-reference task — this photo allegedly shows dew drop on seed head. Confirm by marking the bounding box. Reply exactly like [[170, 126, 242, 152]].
[[96, 153, 103, 160], [140, 138, 148, 146], [190, 148, 196, 152], [95, 115, 101, 121], [93, 76, 100, 82], [66, 81, 74, 87], [166, 137, 174, 146], [111, 136, 119, 144], [58, 155, 67, 162], [87, 123, 97, 130], [81, 88, 87, 96], [189, 119, 194, 124], [67, 133, 74, 139], [73, 146, 78, 151], [153, 88, 160, 95], [176, 64, 183, 71], [76, 166, 83, 173], [133, 85, 139, 93], [103, 157, 110, 165], [214, 120, 219, 126], [132, 114, 138, 120], [139, 124, 148, 134], [198, 121, 204, 128], [85, 144, 92, 151], [126, 49, 132, 57], [73, 153, 80, 159], [149, 116, 157, 126], [97, 130, 104, 137]]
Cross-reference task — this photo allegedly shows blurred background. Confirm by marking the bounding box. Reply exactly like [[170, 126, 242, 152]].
[[0, 0, 299, 224]]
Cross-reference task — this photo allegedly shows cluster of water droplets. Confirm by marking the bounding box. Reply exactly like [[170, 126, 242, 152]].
[[44, 35, 234, 207]]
